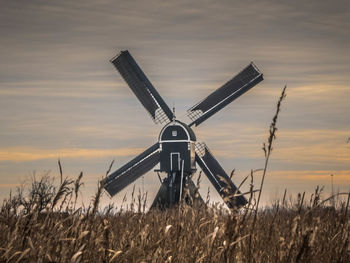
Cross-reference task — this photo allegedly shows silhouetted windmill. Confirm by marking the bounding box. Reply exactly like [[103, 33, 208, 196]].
[[101, 50, 263, 209]]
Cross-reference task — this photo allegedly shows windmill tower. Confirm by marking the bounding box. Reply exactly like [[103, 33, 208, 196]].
[[101, 50, 263, 209]]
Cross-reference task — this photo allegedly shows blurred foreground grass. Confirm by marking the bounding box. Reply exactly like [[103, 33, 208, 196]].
[[0, 174, 349, 263]]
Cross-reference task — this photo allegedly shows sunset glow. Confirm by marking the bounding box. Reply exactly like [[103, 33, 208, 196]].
[[0, 0, 349, 206]]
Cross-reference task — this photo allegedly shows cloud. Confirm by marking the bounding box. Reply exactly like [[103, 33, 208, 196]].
[[268, 170, 350, 184], [286, 84, 350, 101], [0, 147, 146, 162], [0, 82, 124, 98], [195, 122, 350, 166]]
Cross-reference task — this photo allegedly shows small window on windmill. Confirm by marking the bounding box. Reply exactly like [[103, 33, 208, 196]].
[[172, 130, 177, 137]]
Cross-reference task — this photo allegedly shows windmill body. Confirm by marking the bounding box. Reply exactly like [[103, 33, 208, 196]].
[[155, 120, 197, 207], [102, 50, 264, 209], [159, 120, 196, 174]]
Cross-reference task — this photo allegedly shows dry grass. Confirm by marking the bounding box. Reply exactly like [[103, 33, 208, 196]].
[[1, 87, 349, 262], [0, 181, 349, 263]]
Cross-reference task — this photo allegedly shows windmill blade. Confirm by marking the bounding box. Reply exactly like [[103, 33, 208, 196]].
[[150, 178, 169, 210], [103, 143, 160, 196], [187, 62, 263, 127], [194, 142, 247, 208], [110, 50, 174, 124]]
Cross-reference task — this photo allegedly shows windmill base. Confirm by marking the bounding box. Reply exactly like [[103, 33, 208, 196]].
[[150, 175, 205, 210]]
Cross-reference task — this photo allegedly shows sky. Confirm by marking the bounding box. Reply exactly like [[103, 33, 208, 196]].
[[0, 0, 349, 208]]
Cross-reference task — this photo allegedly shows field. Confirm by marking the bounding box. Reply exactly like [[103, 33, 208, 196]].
[[1, 87, 349, 262], [0, 176, 349, 263]]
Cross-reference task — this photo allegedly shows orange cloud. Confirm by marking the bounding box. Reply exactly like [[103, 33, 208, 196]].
[[268, 170, 350, 183], [0, 147, 145, 162], [293, 84, 349, 95]]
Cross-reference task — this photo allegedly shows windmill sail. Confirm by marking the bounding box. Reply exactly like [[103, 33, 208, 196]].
[[187, 62, 263, 127], [195, 142, 247, 208], [111, 50, 174, 124], [103, 143, 160, 196], [150, 179, 169, 209]]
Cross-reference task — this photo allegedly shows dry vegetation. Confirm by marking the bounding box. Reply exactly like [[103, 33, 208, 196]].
[[1, 87, 349, 262], [0, 177, 349, 263]]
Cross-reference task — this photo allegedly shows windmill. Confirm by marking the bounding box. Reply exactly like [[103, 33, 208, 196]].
[[101, 50, 263, 209]]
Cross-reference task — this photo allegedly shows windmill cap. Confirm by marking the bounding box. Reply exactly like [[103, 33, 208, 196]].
[[159, 120, 196, 142]]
